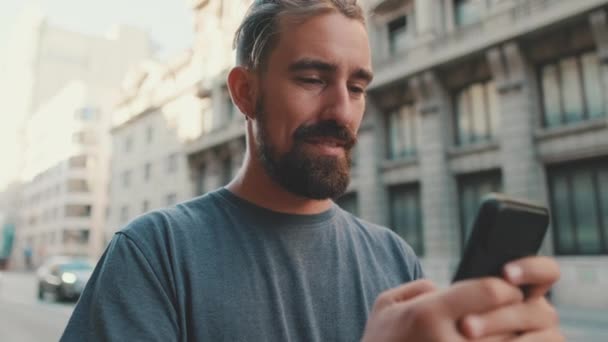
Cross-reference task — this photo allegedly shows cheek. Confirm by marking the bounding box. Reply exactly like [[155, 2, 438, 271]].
[[264, 84, 318, 145]]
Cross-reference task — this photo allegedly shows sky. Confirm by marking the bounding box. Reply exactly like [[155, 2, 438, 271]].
[[0, 0, 195, 190]]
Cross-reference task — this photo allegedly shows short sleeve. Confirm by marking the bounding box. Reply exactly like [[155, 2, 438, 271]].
[[60, 233, 179, 341]]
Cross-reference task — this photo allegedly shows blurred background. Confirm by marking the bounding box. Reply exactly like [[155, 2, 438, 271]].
[[0, 0, 607, 340]]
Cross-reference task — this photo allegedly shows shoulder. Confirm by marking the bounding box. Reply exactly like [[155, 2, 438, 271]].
[[335, 207, 424, 279], [116, 191, 226, 255]]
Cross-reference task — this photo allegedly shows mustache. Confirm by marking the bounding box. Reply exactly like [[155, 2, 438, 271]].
[[293, 121, 357, 149]]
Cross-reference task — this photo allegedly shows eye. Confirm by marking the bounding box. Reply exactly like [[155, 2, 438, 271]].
[[298, 77, 324, 85], [349, 86, 364, 94], [349, 85, 366, 97]]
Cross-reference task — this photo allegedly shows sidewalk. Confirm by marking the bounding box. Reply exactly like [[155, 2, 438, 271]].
[[558, 306, 608, 341]]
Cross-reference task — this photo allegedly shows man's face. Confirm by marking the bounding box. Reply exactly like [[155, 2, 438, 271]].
[[253, 11, 373, 200]]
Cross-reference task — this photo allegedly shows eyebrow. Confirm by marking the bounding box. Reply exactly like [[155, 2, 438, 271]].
[[288, 58, 374, 84]]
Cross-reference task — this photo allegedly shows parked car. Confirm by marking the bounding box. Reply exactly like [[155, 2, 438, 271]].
[[37, 256, 94, 301]]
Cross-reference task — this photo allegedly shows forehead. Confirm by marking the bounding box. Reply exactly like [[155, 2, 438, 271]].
[[270, 12, 372, 72]]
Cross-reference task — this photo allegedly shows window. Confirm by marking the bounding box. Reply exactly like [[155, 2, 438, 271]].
[[76, 107, 98, 121], [144, 163, 152, 182], [167, 153, 178, 173], [66, 179, 89, 193], [222, 157, 232, 185], [146, 126, 154, 143], [166, 193, 177, 206], [454, 0, 483, 27], [389, 184, 424, 255], [547, 160, 608, 255], [225, 89, 235, 122], [120, 206, 129, 223], [539, 51, 606, 128], [72, 131, 96, 144], [63, 229, 89, 245], [196, 165, 206, 196], [458, 171, 502, 247], [65, 205, 92, 218], [142, 200, 150, 213], [454, 80, 499, 146], [387, 104, 417, 159], [125, 135, 133, 153], [388, 15, 408, 55], [122, 170, 131, 187], [336, 192, 359, 216], [68, 155, 87, 168]]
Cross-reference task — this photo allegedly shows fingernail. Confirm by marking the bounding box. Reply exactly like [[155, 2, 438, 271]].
[[505, 264, 523, 283], [466, 315, 483, 338]]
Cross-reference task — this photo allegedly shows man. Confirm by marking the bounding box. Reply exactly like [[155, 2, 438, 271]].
[[61, 1, 562, 341]]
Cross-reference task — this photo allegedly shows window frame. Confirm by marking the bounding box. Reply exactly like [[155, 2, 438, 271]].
[[537, 49, 606, 128], [388, 183, 425, 256], [452, 78, 498, 146], [336, 192, 359, 216], [385, 102, 418, 160], [547, 159, 608, 255]]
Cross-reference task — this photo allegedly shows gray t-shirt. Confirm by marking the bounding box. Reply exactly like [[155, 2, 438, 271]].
[[61, 188, 423, 342]]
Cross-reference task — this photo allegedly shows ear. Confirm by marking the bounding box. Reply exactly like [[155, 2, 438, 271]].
[[227, 66, 258, 120]]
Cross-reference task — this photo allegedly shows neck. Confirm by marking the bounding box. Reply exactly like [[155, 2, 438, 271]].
[[226, 151, 334, 215]]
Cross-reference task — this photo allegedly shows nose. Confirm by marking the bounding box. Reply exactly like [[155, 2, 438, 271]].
[[319, 82, 352, 127]]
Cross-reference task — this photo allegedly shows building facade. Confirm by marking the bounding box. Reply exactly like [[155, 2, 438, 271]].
[[0, 9, 152, 189], [107, 55, 206, 241], [7, 18, 152, 268], [16, 82, 113, 267], [106, 0, 250, 241], [184, 0, 608, 310]]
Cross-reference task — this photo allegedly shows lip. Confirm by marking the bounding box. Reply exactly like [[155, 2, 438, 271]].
[[304, 137, 347, 148], [303, 138, 346, 155]]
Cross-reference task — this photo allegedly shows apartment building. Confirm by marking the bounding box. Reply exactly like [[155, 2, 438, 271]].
[[107, 55, 206, 240], [0, 10, 152, 188], [6, 15, 152, 267], [16, 82, 113, 267], [106, 0, 250, 240]]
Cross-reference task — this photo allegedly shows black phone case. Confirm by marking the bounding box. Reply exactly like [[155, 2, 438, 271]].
[[452, 193, 550, 283]]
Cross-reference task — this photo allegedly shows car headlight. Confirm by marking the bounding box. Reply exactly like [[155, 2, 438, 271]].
[[61, 272, 77, 284]]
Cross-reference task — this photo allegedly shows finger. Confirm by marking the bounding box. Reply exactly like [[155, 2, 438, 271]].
[[373, 279, 437, 311], [503, 256, 560, 298], [511, 328, 565, 342], [473, 334, 514, 342], [442, 278, 523, 318], [460, 297, 559, 339]]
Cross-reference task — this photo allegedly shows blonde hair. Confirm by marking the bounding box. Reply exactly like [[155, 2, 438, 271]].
[[234, 0, 365, 71]]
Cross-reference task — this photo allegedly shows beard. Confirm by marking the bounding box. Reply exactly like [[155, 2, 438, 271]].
[[254, 96, 357, 200]]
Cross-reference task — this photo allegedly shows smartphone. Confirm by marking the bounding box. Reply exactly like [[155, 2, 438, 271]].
[[452, 193, 550, 283]]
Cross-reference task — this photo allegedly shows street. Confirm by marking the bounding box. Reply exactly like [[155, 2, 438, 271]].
[[0, 271, 74, 341], [0, 271, 606, 341]]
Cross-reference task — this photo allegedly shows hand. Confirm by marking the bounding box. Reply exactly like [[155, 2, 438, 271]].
[[361, 278, 526, 341], [459, 256, 563, 341]]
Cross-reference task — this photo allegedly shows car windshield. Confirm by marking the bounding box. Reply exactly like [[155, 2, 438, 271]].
[[59, 261, 94, 272]]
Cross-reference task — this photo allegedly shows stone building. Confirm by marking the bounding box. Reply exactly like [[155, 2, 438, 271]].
[[186, 0, 608, 309]]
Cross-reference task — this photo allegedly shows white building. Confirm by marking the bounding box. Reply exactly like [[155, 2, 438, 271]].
[[106, 0, 249, 241], [107, 56, 207, 240], [15, 82, 111, 266], [7, 15, 153, 268], [0, 9, 152, 189]]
